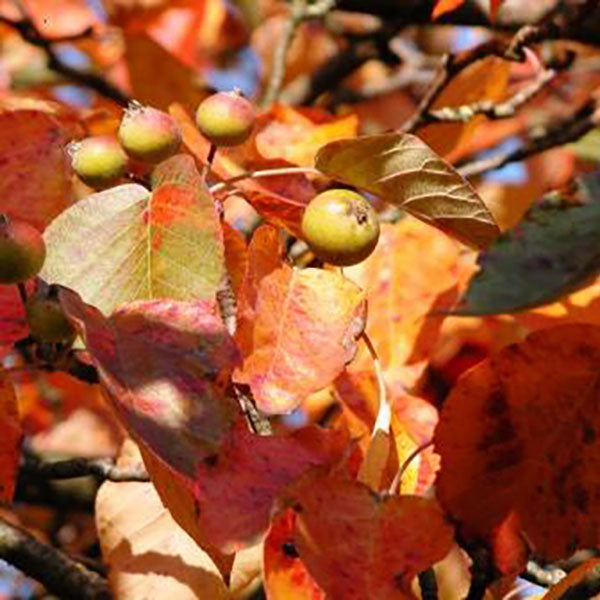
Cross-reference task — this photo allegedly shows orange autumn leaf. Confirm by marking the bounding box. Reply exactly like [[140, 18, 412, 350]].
[[286, 472, 454, 599], [431, 0, 466, 19], [263, 510, 325, 600], [0, 373, 22, 502], [344, 219, 472, 377], [256, 104, 359, 168], [235, 266, 366, 414], [435, 324, 600, 560], [222, 221, 248, 298]]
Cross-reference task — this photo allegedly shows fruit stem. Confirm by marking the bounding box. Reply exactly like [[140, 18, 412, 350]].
[[17, 282, 28, 309], [388, 440, 434, 496], [202, 143, 218, 182], [209, 166, 321, 195]]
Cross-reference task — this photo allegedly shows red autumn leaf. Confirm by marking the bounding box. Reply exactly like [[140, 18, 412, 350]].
[[286, 472, 454, 599], [263, 509, 325, 600], [0, 373, 22, 502], [59, 288, 239, 476], [188, 420, 347, 553], [0, 110, 72, 230], [431, 0, 466, 19], [234, 266, 367, 414], [435, 323, 600, 560], [0, 285, 27, 357]]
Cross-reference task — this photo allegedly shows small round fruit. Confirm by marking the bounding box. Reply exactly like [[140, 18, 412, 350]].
[[0, 216, 46, 284], [26, 293, 75, 343], [301, 189, 380, 266], [70, 136, 128, 189], [118, 103, 181, 163], [195, 91, 256, 147]]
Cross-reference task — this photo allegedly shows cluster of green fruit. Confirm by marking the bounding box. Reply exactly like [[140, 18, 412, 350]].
[[70, 91, 258, 189]]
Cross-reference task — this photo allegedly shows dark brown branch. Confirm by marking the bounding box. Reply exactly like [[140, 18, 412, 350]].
[[0, 516, 111, 600], [463, 546, 494, 600], [21, 455, 149, 482], [458, 98, 600, 177], [0, 15, 130, 106]]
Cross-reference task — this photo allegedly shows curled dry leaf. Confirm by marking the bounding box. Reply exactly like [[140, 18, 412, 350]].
[[315, 133, 500, 249], [284, 472, 454, 599], [96, 440, 230, 600], [234, 266, 367, 414], [42, 155, 226, 316], [435, 323, 600, 560]]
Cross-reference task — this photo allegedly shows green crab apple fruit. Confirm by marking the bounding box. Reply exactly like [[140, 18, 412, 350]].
[[70, 136, 128, 189], [118, 103, 182, 163], [301, 189, 380, 266], [26, 288, 75, 343], [195, 90, 256, 147], [0, 215, 45, 284]]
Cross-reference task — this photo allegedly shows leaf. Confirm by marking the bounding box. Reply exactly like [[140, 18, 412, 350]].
[[344, 219, 470, 372], [148, 419, 348, 554], [432, 0, 466, 19], [256, 104, 359, 168], [455, 177, 600, 315], [124, 33, 206, 111], [59, 288, 239, 477], [42, 155, 226, 316], [542, 558, 600, 599], [96, 440, 230, 600], [434, 324, 600, 560], [0, 374, 22, 502], [263, 510, 325, 600], [234, 266, 366, 414], [0, 110, 72, 230], [316, 133, 500, 248], [286, 473, 454, 599]]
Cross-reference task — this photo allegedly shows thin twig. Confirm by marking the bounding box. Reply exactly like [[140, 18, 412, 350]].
[[458, 98, 600, 177], [0, 516, 111, 600], [463, 546, 494, 600], [522, 560, 566, 588], [209, 166, 321, 195], [553, 563, 600, 600], [0, 15, 129, 106], [261, 0, 336, 108], [21, 455, 149, 482], [426, 67, 558, 124]]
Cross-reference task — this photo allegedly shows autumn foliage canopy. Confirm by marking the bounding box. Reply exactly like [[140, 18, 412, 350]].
[[2, 0, 600, 599]]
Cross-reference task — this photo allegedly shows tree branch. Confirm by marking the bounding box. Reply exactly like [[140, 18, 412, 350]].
[[418, 568, 438, 600], [522, 560, 566, 588], [21, 455, 150, 482], [261, 0, 337, 108], [0, 516, 111, 600], [553, 563, 600, 600], [458, 98, 600, 177], [0, 15, 130, 106]]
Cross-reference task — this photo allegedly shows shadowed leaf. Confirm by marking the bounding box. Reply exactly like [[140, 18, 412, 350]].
[[0, 374, 22, 502], [435, 324, 600, 560]]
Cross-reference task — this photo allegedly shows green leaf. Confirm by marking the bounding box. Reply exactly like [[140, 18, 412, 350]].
[[41, 155, 226, 315], [315, 133, 500, 249], [455, 174, 600, 314]]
